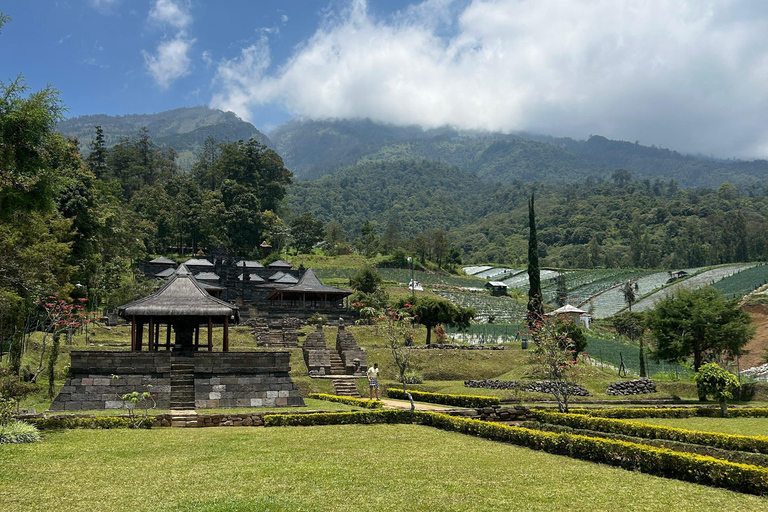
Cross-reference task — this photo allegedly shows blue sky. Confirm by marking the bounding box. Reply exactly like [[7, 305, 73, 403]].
[[4, 1, 768, 159]]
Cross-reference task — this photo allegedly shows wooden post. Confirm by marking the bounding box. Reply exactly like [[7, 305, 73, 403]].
[[131, 316, 136, 351], [155, 322, 160, 351], [207, 317, 213, 352], [223, 316, 229, 352], [148, 317, 155, 351], [194, 324, 200, 350], [166, 323, 172, 350], [136, 321, 144, 351]]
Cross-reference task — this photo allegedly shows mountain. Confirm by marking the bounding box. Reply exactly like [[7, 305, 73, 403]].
[[57, 106, 273, 170], [271, 118, 768, 188]]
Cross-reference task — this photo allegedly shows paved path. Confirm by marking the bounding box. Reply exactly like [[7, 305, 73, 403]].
[[378, 398, 456, 412]]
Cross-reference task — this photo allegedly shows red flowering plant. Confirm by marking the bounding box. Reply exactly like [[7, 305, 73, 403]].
[[28, 297, 87, 384], [529, 317, 584, 413]]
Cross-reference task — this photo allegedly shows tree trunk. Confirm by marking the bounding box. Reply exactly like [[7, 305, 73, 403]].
[[425, 326, 432, 345], [720, 399, 729, 417]]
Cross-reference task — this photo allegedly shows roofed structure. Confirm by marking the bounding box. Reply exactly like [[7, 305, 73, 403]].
[[149, 256, 176, 265], [118, 265, 238, 352], [265, 268, 351, 309], [268, 260, 292, 269]]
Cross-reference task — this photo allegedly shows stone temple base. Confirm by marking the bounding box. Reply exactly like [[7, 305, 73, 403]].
[[50, 351, 304, 411]]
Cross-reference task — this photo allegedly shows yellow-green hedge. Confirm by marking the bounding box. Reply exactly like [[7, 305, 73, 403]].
[[534, 411, 768, 454], [27, 416, 154, 430], [417, 412, 768, 496], [264, 410, 411, 427], [386, 388, 499, 408], [568, 407, 768, 419], [308, 393, 383, 409]]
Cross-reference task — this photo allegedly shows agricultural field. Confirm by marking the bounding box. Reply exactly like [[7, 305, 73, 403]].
[[633, 264, 759, 313], [312, 268, 485, 288], [435, 290, 527, 323], [713, 263, 768, 299], [581, 271, 676, 318]]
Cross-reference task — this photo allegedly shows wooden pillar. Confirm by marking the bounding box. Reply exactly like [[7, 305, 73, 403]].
[[223, 316, 229, 352], [155, 322, 160, 351], [207, 317, 213, 352], [136, 321, 144, 351], [194, 324, 200, 350], [166, 323, 172, 350], [131, 316, 137, 351], [148, 317, 155, 351]]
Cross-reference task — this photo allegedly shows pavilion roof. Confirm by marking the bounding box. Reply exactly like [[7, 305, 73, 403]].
[[268, 260, 292, 269], [238, 273, 266, 282], [266, 268, 351, 297], [184, 258, 214, 267], [155, 267, 176, 278], [148, 256, 176, 265], [118, 265, 238, 319], [234, 260, 264, 268]]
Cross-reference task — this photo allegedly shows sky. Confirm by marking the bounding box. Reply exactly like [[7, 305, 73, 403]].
[[4, 0, 768, 159]]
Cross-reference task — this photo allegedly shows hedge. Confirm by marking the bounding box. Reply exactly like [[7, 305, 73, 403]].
[[264, 410, 412, 427], [26, 416, 154, 430], [417, 412, 768, 496], [534, 411, 768, 454], [386, 388, 499, 408], [567, 407, 768, 419], [308, 393, 383, 409], [263, 410, 768, 495]]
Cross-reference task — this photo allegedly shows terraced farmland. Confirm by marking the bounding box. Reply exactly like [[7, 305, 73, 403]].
[[435, 290, 527, 323], [713, 263, 768, 299], [632, 264, 758, 313]]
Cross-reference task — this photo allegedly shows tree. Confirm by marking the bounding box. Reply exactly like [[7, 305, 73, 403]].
[[621, 280, 637, 311], [556, 273, 568, 307], [85, 125, 108, 179], [613, 311, 647, 377], [530, 318, 583, 413], [407, 297, 475, 345], [646, 286, 755, 372], [290, 212, 324, 253], [349, 266, 383, 295], [694, 363, 739, 417], [527, 194, 543, 328]]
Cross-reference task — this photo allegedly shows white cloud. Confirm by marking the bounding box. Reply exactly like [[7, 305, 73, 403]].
[[143, 0, 194, 89], [148, 0, 192, 29], [89, 0, 118, 14], [209, 0, 768, 158], [143, 36, 195, 89]]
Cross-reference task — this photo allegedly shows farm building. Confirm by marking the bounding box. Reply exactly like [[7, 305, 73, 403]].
[[485, 281, 509, 296]]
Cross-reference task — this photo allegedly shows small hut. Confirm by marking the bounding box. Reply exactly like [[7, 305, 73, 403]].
[[118, 265, 239, 353], [485, 281, 509, 296]]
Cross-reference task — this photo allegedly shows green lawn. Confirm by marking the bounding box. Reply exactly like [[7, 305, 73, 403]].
[[634, 417, 768, 437], [1, 425, 766, 511]]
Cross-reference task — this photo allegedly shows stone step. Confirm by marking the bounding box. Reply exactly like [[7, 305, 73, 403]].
[[332, 379, 361, 398]]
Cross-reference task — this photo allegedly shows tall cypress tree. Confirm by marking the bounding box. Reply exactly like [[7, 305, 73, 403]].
[[527, 193, 543, 328]]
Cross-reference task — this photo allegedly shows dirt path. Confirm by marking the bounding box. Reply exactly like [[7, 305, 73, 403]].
[[379, 399, 455, 411], [741, 304, 768, 369]]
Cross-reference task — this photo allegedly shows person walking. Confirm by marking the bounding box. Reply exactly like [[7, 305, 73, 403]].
[[367, 363, 380, 400]]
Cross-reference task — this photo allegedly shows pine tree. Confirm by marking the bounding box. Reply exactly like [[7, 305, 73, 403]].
[[85, 125, 108, 179], [527, 194, 543, 328]]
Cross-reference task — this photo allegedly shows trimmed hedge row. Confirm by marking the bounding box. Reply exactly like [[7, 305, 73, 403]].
[[264, 410, 412, 427], [534, 411, 768, 454], [26, 416, 154, 430], [417, 412, 768, 496], [308, 393, 383, 409], [568, 407, 768, 419], [524, 421, 768, 468], [386, 388, 500, 408]]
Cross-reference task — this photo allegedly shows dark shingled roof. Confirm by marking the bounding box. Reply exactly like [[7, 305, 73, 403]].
[[238, 273, 265, 282], [234, 260, 264, 269], [184, 258, 214, 267], [274, 274, 299, 285], [268, 260, 292, 269], [194, 272, 220, 281], [148, 256, 176, 265], [155, 267, 176, 278], [268, 271, 287, 281], [266, 268, 351, 299], [118, 265, 238, 319]]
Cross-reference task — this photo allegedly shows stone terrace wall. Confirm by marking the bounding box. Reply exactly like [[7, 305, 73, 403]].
[[443, 405, 532, 423], [50, 352, 171, 411], [50, 351, 304, 411], [194, 352, 303, 408]]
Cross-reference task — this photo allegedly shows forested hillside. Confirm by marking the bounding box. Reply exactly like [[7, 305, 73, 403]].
[[58, 106, 272, 170], [272, 118, 768, 188]]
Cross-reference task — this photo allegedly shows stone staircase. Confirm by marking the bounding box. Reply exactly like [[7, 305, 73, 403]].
[[332, 378, 361, 398], [170, 358, 195, 411], [329, 352, 346, 375]]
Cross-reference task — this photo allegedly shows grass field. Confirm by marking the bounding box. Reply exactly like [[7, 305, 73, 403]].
[[634, 417, 768, 437], [1, 425, 766, 511]]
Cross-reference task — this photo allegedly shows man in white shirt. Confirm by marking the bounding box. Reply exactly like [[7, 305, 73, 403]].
[[367, 363, 379, 400]]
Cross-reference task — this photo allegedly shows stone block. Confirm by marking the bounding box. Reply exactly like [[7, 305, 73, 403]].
[[275, 398, 287, 406], [213, 384, 226, 392], [209, 392, 221, 400], [278, 390, 289, 398], [105, 400, 125, 409], [210, 377, 220, 385], [250, 398, 263, 407], [266, 391, 278, 398]]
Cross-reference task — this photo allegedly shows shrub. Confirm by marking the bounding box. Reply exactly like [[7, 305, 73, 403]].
[[567, 407, 768, 419], [0, 420, 40, 444], [386, 388, 499, 408], [264, 410, 411, 427], [27, 416, 153, 430], [533, 411, 768, 454], [695, 363, 740, 417], [417, 412, 768, 496], [308, 393, 382, 409]]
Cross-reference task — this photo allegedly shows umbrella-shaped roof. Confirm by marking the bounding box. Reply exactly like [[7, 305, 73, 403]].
[[184, 258, 214, 267], [155, 267, 176, 278], [118, 265, 238, 319], [234, 260, 264, 269], [268, 260, 292, 269], [552, 304, 587, 315]]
